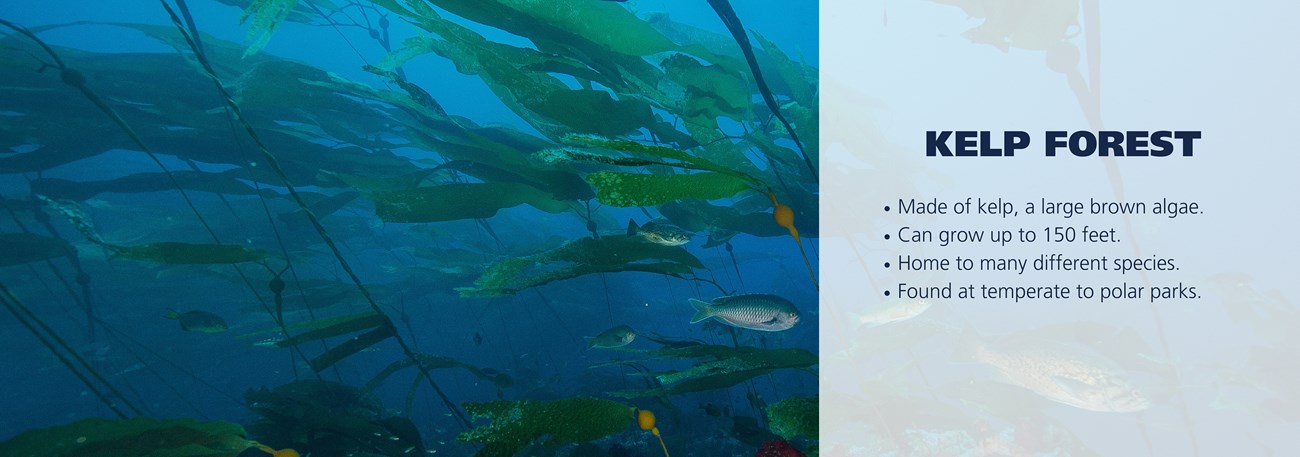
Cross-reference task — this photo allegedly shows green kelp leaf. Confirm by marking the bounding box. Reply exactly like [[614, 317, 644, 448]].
[[659, 53, 750, 120], [279, 191, 361, 224], [529, 89, 652, 137], [216, 0, 337, 25], [319, 169, 436, 193], [745, 129, 805, 169], [274, 312, 387, 347], [0, 32, 422, 183], [683, 124, 771, 183], [365, 353, 513, 391], [30, 170, 272, 201], [372, 182, 569, 223], [534, 148, 672, 169], [431, 160, 593, 201], [459, 236, 703, 297], [608, 345, 817, 398], [369, 4, 582, 140], [108, 242, 268, 264], [564, 135, 732, 173], [370, 1, 680, 142], [659, 200, 788, 239], [310, 323, 396, 371], [240, 0, 300, 58], [655, 347, 817, 386], [250, 312, 395, 373], [562, 135, 766, 191], [586, 171, 751, 207], [378, 36, 441, 72], [644, 11, 743, 60], [0, 417, 253, 457], [243, 381, 425, 456], [381, 35, 620, 91], [518, 59, 611, 88], [234, 60, 377, 118], [422, 0, 677, 57], [458, 397, 632, 457], [0, 233, 73, 267], [767, 396, 818, 440], [751, 32, 816, 107]]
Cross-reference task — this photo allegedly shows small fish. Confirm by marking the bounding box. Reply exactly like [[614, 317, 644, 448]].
[[113, 363, 145, 376], [164, 308, 228, 333], [700, 403, 727, 417], [627, 219, 690, 246], [253, 336, 286, 348], [689, 294, 800, 331], [585, 325, 636, 349], [958, 328, 1150, 412], [856, 298, 932, 328], [473, 332, 483, 347]]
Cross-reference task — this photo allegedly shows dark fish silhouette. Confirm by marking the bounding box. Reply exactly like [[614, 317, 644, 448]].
[[164, 308, 228, 333]]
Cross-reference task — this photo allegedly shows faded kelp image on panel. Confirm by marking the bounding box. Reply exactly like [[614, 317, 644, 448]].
[[821, 1, 1299, 456], [0, 1, 817, 456]]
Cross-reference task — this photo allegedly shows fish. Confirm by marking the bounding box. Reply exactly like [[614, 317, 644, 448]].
[[585, 325, 636, 349], [252, 336, 286, 348], [473, 332, 483, 346], [627, 219, 690, 246], [700, 403, 729, 417], [957, 328, 1150, 412], [164, 308, 228, 333], [688, 294, 800, 331], [745, 391, 766, 410], [856, 298, 932, 328], [113, 363, 146, 376]]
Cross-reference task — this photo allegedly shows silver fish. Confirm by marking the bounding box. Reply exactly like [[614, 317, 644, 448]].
[[689, 294, 800, 331], [959, 329, 1151, 413], [856, 298, 931, 328], [627, 219, 690, 246], [585, 325, 636, 349]]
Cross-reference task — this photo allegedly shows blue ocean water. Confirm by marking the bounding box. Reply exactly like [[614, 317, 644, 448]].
[[0, 1, 818, 456]]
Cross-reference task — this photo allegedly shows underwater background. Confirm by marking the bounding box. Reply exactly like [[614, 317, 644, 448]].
[[0, 1, 819, 456]]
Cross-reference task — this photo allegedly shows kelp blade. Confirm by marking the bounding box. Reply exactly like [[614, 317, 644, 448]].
[[459, 236, 703, 297], [766, 396, 819, 440], [563, 134, 746, 178], [609, 346, 817, 398], [372, 182, 568, 223], [275, 312, 387, 347], [458, 396, 633, 457], [109, 242, 268, 264], [309, 320, 397, 372], [585, 171, 752, 207], [0, 233, 73, 267], [0, 417, 251, 457], [365, 353, 512, 391]]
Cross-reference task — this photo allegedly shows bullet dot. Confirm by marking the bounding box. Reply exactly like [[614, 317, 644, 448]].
[[884, 291, 891, 296], [884, 262, 890, 268], [884, 206, 891, 212], [884, 234, 890, 240]]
